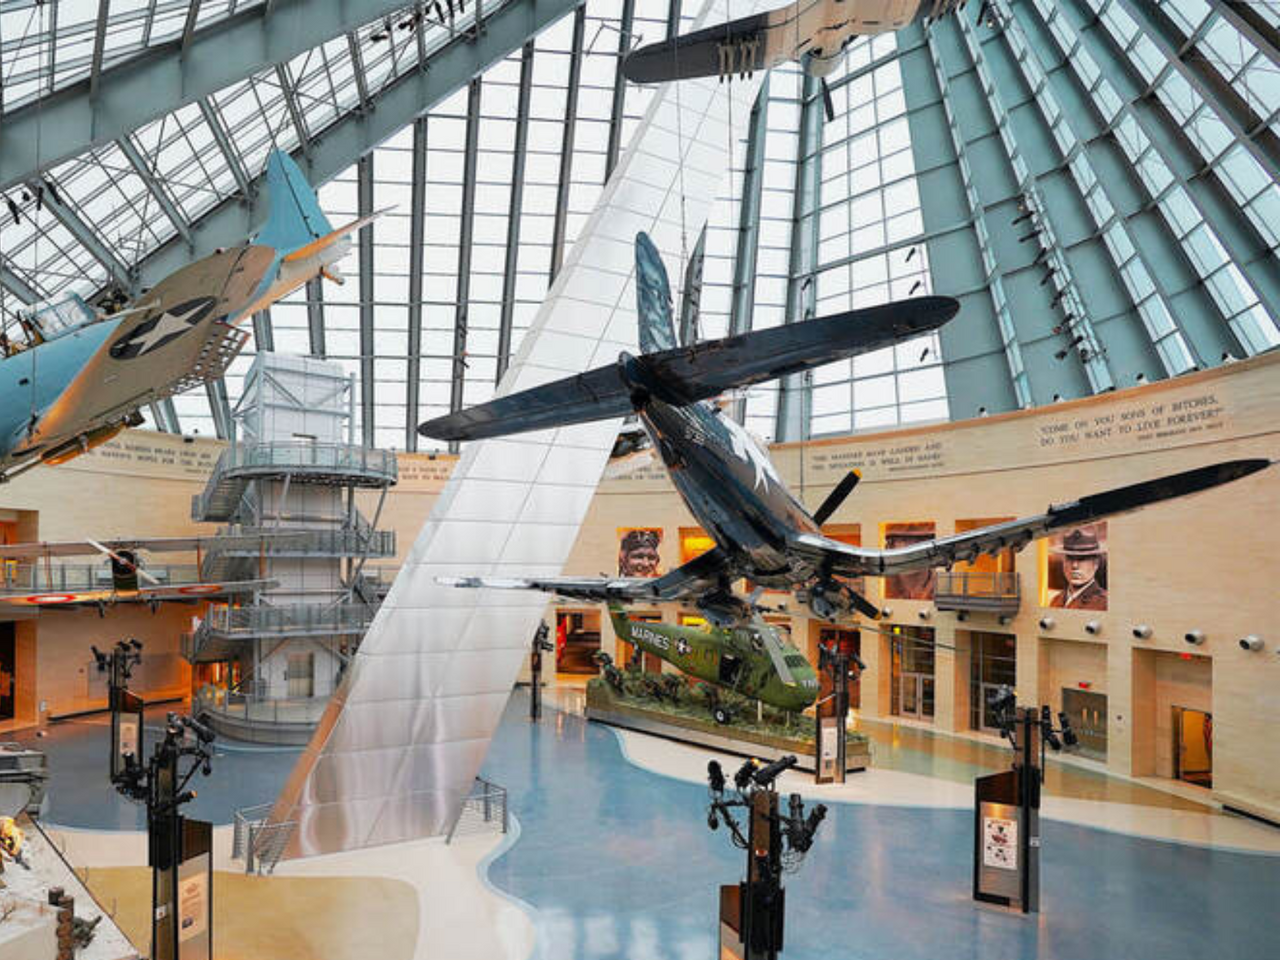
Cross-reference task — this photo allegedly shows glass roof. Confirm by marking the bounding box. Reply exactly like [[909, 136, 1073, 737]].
[[0, 0, 1276, 445]]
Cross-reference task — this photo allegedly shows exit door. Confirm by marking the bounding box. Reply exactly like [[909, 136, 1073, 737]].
[[1174, 706, 1212, 787]]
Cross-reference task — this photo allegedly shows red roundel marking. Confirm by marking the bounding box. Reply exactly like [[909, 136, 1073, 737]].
[[176, 585, 220, 595], [30, 594, 77, 604]]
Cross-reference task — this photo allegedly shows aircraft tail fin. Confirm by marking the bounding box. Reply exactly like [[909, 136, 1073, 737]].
[[255, 150, 335, 255], [635, 232, 679, 354]]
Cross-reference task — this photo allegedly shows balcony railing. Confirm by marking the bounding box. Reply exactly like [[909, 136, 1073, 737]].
[[934, 570, 1021, 614], [1, 564, 200, 593], [204, 526, 397, 559], [200, 602, 377, 638]]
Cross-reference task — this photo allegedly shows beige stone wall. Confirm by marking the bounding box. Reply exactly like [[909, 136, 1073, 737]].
[[0, 353, 1277, 816]]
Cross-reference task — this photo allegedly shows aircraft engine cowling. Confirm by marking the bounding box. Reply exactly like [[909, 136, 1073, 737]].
[[806, 578, 876, 622]]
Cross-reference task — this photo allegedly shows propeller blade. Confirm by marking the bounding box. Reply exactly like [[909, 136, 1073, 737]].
[[821, 78, 836, 123], [812, 469, 860, 526]]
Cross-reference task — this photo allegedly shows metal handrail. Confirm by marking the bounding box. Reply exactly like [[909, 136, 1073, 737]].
[[446, 777, 509, 843], [200, 602, 377, 637], [205, 526, 397, 558], [215, 441, 398, 479], [233, 803, 296, 875], [935, 570, 1020, 597]]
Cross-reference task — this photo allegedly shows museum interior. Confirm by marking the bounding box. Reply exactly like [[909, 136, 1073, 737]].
[[0, 0, 1277, 958]]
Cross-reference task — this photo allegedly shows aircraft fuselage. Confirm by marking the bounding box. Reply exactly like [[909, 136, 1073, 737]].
[[639, 394, 819, 588]]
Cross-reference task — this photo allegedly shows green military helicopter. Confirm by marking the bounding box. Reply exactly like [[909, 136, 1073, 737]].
[[604, 602, 819, 724]]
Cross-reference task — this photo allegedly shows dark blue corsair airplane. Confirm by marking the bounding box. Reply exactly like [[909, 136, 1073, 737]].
[[420, 234, 1270, 627]]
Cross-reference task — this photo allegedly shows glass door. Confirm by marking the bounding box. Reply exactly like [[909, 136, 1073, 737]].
[[900, 673, 932, 719]]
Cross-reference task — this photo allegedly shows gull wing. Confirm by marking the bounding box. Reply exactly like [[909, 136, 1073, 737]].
[[788, 459, 1271, 577], [25, 245, 275, 449], [440, 547, 733, 603]]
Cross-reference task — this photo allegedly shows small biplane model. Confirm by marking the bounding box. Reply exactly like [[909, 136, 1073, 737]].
[[0, 533, 288, 614], [0, 151, 381, 484]]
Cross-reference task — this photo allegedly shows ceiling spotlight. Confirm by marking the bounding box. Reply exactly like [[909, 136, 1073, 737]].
[[1053, 393, 1064, 403], [1135, 372, 1147, 384], [1221, 352, 1237, 364], [977, 406, 989, 417], [1239, 635, 1265, 652]]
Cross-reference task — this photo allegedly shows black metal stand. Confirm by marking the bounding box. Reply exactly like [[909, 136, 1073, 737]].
[[530, 621, 552, 722], [973, 692, 1076, 914], [98, 640, 216, 960], [707, 756, 826, 959], [814, 648, 864, 784]]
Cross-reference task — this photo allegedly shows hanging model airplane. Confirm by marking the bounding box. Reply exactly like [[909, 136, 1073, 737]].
[[0, 151, 382, 484], [0, 533, 296, 613], [421, 232, 1272, 630], [607, 604, 819, 722], [622, 0, 965, 86]]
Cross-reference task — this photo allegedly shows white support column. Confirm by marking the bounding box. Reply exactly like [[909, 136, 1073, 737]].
[[272, 0, 770, 857]]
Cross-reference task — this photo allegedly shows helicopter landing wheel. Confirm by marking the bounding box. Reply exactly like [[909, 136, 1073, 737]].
[[712, 706, 731, 725]]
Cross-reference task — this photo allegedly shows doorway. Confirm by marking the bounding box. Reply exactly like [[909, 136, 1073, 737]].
[[1062, 688, 1108, 759], [0, 624, 13, 721], [890, 628, 935, 721], [967, 632, 1017, 733], [1173, 706, 1212, 787], [899, 672, 934, 719], [620, 611, 663, 674], [818, 626, 861, 710]]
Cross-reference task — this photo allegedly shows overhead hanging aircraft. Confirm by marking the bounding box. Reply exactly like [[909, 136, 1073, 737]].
[[0, 151, 381, 484], [421, 232, 1272, 629], [0, 533, 294, 613], [623, 0, 965, 88]]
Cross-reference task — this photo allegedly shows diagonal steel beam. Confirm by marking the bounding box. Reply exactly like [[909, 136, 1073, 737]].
[[275, 62, 312, 153], [0, 257, 43, 305], [89, 0, 111, 99], [497, 42, 534, 383], [118, 135, 194, 248], [132, 0, 587, 288], [198, 97, 254, 198], [347, 32, 373, 111], [448, 78, 482, 454], [1117, 0, 1280, 182], [605, 0, 638, 179], [1207, 0, 1280, 69], [182, 0, 204, 54], [549, 5, 587, 281], [36, 177, 134, 291], [357, 153, 376, 445], [1, 1, 415, 192], [405, 116, 428, 452]]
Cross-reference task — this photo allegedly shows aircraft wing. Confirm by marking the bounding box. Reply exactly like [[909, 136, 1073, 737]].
[[25, 245, 276, 450], [421, 296, 957, 442], [623, 7, 787, 83], [0, 578, 276, 608], [440, 547, 734, 603], [788, 459, 1272, 578]]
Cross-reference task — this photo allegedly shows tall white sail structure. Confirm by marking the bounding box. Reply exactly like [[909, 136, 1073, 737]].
[[273, 0, 769, 856]]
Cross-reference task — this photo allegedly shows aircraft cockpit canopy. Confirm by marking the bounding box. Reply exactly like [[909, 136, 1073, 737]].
[[3, 292, 98, 354]]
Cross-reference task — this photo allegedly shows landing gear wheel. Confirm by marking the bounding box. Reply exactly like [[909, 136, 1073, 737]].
[[713, 706, 731, 725]]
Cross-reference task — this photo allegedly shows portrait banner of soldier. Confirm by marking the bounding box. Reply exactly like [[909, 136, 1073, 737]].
[[1047, 524, 1108, 611], [883, 522, 937, 600], [617, 528, 663, 578]]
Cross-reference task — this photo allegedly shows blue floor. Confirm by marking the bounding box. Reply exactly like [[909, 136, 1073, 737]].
[[21, 707, 299, 829], [481, 692, 1280, 960]]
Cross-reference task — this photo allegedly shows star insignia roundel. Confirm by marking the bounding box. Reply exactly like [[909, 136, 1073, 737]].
[[109, 297, 219, 360]]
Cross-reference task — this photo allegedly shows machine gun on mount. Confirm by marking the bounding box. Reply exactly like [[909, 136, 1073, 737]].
[[706, 755, 827, 959]]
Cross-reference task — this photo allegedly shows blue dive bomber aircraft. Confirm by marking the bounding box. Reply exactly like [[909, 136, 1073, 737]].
[[421, 233, 1270, 630], [0, 151, 378, 484]]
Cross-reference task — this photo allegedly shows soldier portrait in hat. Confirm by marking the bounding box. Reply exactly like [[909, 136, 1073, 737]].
[[618, 528, 663, 578], [883, 522, 937, 601], [1049, 524, 1108, 610]]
